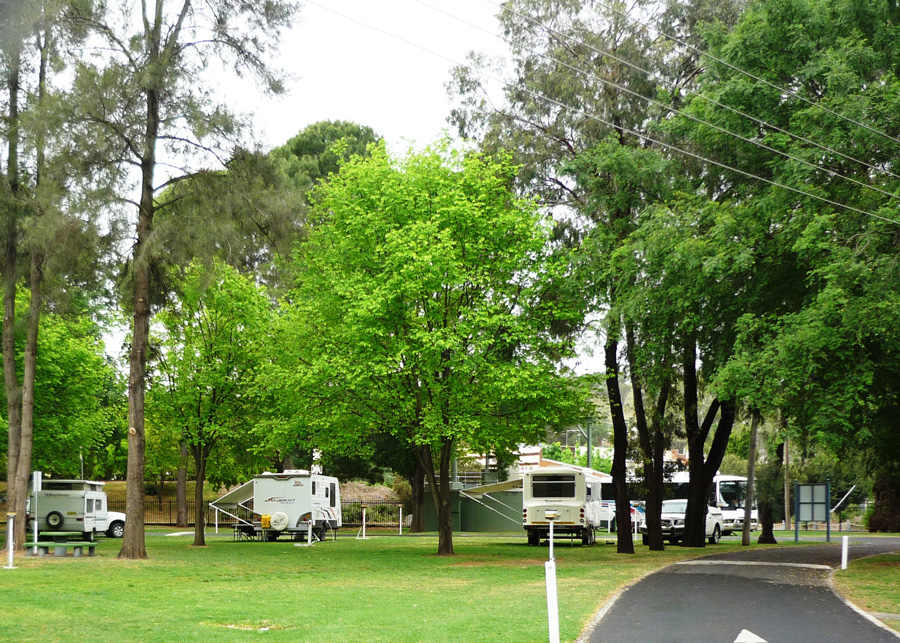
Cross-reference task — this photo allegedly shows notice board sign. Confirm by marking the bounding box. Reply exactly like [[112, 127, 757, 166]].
[[795, 481, 831, 543]]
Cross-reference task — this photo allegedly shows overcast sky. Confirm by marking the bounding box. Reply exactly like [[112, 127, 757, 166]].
[[240, 0, 508, 153]]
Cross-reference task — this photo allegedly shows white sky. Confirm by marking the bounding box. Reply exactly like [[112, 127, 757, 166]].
[[240, 0, 509, 153]]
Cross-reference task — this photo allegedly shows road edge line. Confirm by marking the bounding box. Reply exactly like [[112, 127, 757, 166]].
[[828, 568, 900, 640]]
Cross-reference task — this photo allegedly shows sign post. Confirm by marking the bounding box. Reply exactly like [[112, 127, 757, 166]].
[[32, 471, 41, 556], [5, 513, 15, 569], [545, 509, 559, 643]]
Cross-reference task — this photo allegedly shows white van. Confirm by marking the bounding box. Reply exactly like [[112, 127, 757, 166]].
[[28, 479, 127, 539]]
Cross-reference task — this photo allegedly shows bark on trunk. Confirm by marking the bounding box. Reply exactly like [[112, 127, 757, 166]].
[[681, 337, 736, 547], [119, 33, 161, 558], [418, 441, 455, 556], [605, 340, 634, 554], [783, 432, 791, 531], [742, 410, 760, 546], [176, 443, 188, 527], [192, 448, 207, 546], [627, 326, 669, 551], [2, 44, 22, 553], [11, 253, 42, 550], [410, 459, 425, 533], [757, 499, 777, 544]]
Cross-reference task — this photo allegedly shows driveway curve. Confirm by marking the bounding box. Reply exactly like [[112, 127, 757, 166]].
[[582, 537, 900, 643]]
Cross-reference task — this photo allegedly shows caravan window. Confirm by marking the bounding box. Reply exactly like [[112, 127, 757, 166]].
[[330, 483, 336, 508], [531, 474, 576, 499], [312, 481, 316, 495]]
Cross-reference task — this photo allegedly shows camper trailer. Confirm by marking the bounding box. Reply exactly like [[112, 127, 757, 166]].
[[211, 470, 342, 541], [27, 479, 127, 538], [522, 466, 602, 545]]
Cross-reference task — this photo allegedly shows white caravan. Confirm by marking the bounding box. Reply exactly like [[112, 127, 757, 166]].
[[27, 479, 127, 538], [211, 470, 342, 541], [522, 466, 602, 545]]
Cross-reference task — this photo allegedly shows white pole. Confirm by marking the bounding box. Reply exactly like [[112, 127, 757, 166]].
[[308, 518, 313, 547], [5, 513, 15, 569], [399, 507, 403, 536], [362, 507, 367, 539], [841, 535, 849, 570], [215, 508, 219, 534], [545, 560, 559, 643], [32, 471, 41, 556], [549, 518, 555, 561]]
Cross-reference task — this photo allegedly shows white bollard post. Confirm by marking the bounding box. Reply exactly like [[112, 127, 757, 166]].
[[5, 513, 15, 570], [545, 560, 559, 643], [399, 507, 403, 536], [308, 519, 313, 547], [549, 518, 555, 561], [841, 535, 849, 570]]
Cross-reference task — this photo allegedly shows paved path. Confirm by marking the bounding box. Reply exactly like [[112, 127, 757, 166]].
[[583, 537, 900, 643]]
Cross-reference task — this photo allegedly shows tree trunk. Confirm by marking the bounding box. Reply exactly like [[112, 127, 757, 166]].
[[783, 432, 791, 531], [119, 48, 161, 559], [419, 441, 455, 556], [605, 339, 634, 554], [870, 473, 900, 532], [742, 410, 760, 546], [2, 42, 23, 553], [11, 252, 42, 550], [757, 499, 777, 544], [681, 337, 736, 547], [192, 447, 207, 546], [410, 459, 425, 533], [627, 326, 669, 551], [176, 443, 188, 527]]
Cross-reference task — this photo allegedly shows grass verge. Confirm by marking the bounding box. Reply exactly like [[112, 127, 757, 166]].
[[833, 553, 900, 633], [1, 531, 767, 643]]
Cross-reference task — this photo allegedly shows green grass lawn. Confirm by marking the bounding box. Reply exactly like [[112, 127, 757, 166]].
[[0, 530, 768, 643], [834, 553, 900, 633], [2, 529, 895, 642]]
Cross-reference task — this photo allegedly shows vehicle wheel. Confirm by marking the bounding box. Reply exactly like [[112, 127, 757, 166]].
[[668, 537, 679, 544], [641, 534, 649, 546], [107, 521, 125, 538], [527, 531, 539, 546], [87, 530, 96, 543], [708, 524, 721, 545], [46, 511, 64, 530], [582, 528, 595, 546], [610, 519, 617, 533]]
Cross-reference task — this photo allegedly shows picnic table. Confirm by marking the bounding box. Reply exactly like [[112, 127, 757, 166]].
[[25, 531, 99, 557]]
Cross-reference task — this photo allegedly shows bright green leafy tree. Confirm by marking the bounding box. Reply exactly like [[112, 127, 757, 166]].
[[149, 260, 272, 546], [268, 142, 589, 555]]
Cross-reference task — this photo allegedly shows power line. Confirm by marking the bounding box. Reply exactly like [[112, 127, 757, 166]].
[[480, 0, 900, 184], [304, 0, 900, 226], [418, 0, 900, 205], [591, 0, 900, 149]]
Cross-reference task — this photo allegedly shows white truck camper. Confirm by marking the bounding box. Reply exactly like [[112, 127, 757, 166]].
[[211, 470, 342, 541], [27, 479, 126, 539], [522, 466, 602, 545]]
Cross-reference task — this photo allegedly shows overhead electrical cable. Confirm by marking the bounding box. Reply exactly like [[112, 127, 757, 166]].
[[304, 0, 900, 226], [589, 0, 900, 149], [417, 0, 900, 205], [478, 0, 900, 183]]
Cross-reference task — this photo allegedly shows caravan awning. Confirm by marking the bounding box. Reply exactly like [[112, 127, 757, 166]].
[[463, 478, 523, 497], [209, 480, 256, 527], [210, 480, 254, 507]]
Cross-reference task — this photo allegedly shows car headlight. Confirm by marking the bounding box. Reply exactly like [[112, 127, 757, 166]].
[[674, 520, 684, 526]]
